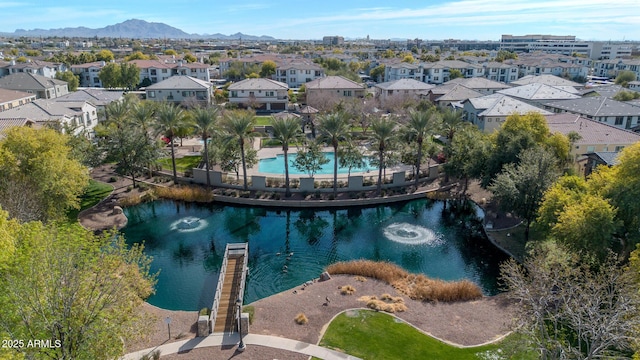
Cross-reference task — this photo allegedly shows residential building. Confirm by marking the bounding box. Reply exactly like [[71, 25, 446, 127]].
[[0, 98, 98, 137], [482, 62, 519, 83], [629, 81, 640, 90], [0, 88, 36, 112], [497, 83, 581, 107], [54, 88, 124, 121], [543, 97, 640, 130], [273, 61, 324, 88], [383, 61, 423, 82], [510, 74, 583, 91], [444, 77, 511, 95], [545, 113, 640, 159], [422, 60, 485, 84], [583, 152, 620, 177], [373, 78, 434, 104], [2, 59, 65, 79], [145, 76, 214, 106], [592, 58, 640, 81], [70, 61, 105, 88], [427, 84, 483, 107], [227, 78, 288, 111], [0, 72, 69, 99], [462, 94, 551, 132], [581, 84, 639, 99], [304, 76, 365, 109]]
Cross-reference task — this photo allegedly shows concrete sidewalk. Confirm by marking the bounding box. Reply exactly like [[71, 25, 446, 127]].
[[122, 333, 361, 360]]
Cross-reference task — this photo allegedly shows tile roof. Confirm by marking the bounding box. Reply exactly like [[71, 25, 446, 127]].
[[497, 83, 581, 101], [445, 77, 511, 90], [227, 78, 288, 90], [55, 88, 124, 106], [0, 99, 87, 121], [581, 84, 638, 98], [0, 88, 35, 103], [589, 151, 620, 166], [146, 76, 212, 90], [0, 118, 35, 136], [435, 84, 483, 102], [467, 94, 551, 117], [305, 76, 364, 90], [375, 78, 435, 91], [545, 113, 640, 146], [511, 74, 582, 87], [0, 72, 67, 91], [545, 97, 640, 117]]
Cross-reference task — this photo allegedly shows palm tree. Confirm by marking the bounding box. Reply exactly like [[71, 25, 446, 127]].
[[191, 106, 220, 188], [370, 116, 398, 195], [404, 109, 441, 186], [222, 110, 256, 190], [317, 111, 351, 195], [103, 95, 134, 129], [130, 101, 156, 137], [154, 102, 188, 184], [441, 108, 464, 143], [271, 116, 303, 197]]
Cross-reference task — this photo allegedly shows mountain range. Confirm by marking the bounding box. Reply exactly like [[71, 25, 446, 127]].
[[1, 19, 276, 41]]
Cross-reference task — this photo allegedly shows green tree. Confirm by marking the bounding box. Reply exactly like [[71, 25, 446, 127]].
[[403, 109, 441, 186], [0, 127, 89, 222], [54, 71, 79, 91], [260, 60, 277, 78], [124, 51, 149, 61], [443, 126, 491, 195], [489, 147, 561, 241], [0, 222, 156, 360], [338, 141, 366, 177], [270, 116, 304, 197], [120, 62, 140, 90], [103, 122, 160, 188], [191, 106, 220, 188], [369, 64, 385, 82], [293, 140, 329, 178], [317, 111, 351, 195], [535, 175, 588, 235], [613, 90, 640, 101], [552, 194, 619, 264], [615, 70, 637, 88], [370, 116, 398, 194], [183, 53, 197, 63], [222, 110, 257, 190], [401, 54, 415, 63], [208, 134, 257, 181], [449, 68, 463, 80], [163, 49, 178, 56], [95, 49, 114, 62], [154, 102, 189, 183], [98, 63, 121, 89]]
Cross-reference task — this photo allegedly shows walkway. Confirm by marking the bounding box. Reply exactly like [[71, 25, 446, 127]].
[[210, 243, 248, 334], [121, 333, 361, 360]]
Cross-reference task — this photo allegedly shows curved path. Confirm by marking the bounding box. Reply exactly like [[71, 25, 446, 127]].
[[122, 333, 360, 360]]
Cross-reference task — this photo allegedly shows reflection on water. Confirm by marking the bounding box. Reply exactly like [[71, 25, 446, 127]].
[[122, 199, 509, 311]]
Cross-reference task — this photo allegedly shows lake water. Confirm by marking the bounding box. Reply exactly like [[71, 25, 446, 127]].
[[122, 199, 509, 310]]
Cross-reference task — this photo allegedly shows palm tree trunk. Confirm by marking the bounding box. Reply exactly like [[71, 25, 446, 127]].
[[284, 148, 291, 197], [377, 151, 384, 195], [415, 138, 423, 187], [170, 140, 178, 184], [333, 143, 338, 195], [240, 139, 248, 190], [203, 136, 211, 188]]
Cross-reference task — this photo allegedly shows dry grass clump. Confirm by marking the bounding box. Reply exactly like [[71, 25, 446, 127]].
[[118, 195, 144, 207], [294, 313, 308, 325], [153, 185, 213, 203], [359, 295, 408, 313], [339, 285, 356, 295], [354, 276, 367, 282], [380, 293, 404, 303], [327, 260, 482, 302], [358, 295, 377, 302]]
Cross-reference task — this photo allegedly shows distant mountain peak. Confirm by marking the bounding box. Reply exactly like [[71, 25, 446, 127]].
[[2, 19, 276, 40]]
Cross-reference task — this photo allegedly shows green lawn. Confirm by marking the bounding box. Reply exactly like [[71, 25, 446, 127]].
[[255, 116, 272, 126], [66, 179, 113, 222], [157, 155, 202, 173], [318, 310, 531, 360]]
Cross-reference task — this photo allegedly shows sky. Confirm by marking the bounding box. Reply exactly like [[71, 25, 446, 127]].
[[1, 0, 639, 41]]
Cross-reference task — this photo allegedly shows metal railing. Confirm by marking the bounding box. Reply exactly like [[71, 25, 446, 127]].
[[209, 244, 231, 333], [235, 243, 250, 327], [210, 243, 249, 334]]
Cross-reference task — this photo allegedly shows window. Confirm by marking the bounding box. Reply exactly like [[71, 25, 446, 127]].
[[266, 91, 274, 97], [587, 146, 595, 153], [230, 91, 237, 97], [149, 91, 156, 98], [434, 69, 439, 73], [191, 69, 196, 73], [162, 69, 168, 73], [343, 90, 352, 96], [289, 70, 296, 74], [150, 69, 157, 75], [615, 116, 623, 125], [615, 146, 624, 152], [305, 70, 311, 74], [290, 78, 295, 83]]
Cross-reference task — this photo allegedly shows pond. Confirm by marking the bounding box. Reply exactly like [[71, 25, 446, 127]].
[[122, 199, 509, 311]]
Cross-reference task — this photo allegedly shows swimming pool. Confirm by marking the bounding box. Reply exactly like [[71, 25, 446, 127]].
[[258, 152, 374, 175]]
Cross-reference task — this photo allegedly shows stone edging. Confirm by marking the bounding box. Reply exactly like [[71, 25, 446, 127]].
[[317, 308, 511, 349]]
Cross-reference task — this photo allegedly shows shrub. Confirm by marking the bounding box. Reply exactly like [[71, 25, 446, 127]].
[[199, 307, 210, 316], [118, 195, 143, 207], [108, 176, 118, 183], [354, 276, 367, 282], [294, 313, 308, 325], [153, 185, 214, 203], [340, 285, 356, 295], [243, 305, 255, 325], [327, 260, 482, 302]]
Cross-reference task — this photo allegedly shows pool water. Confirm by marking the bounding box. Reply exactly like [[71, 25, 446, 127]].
[[122, 199, 509, 311], [258, 152, 374, 175]]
